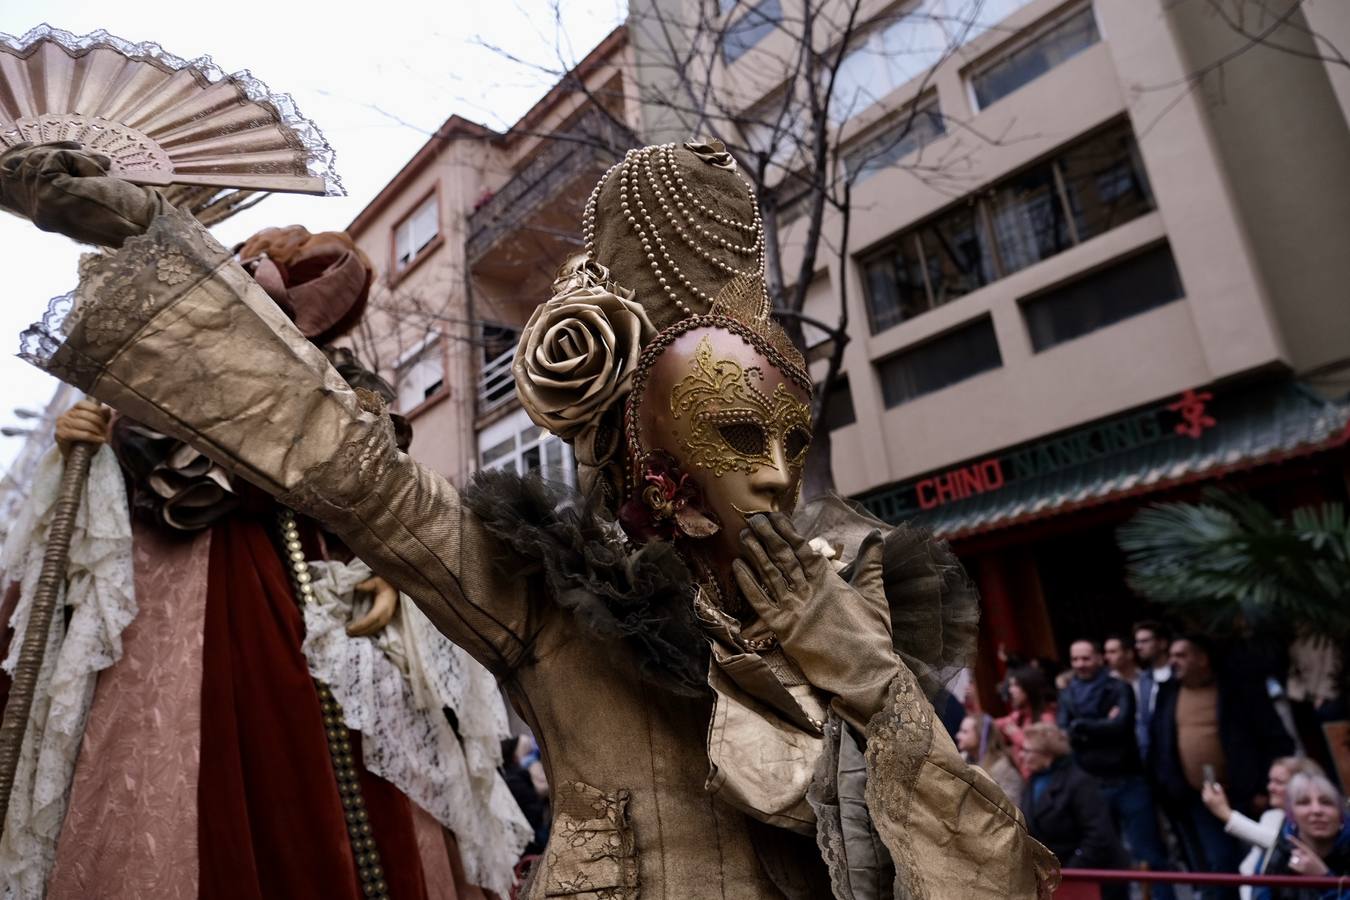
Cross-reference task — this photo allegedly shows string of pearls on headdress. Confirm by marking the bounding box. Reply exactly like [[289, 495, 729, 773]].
[[582, 143, 766, 318]]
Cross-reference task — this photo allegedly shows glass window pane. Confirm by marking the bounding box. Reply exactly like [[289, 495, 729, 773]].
[[988, 161, 1073, 274], [395, 220, 414, 268], [742, 94, 801, 169], [542, 438, 562, 469], [875, 6, 949, 90], [778, 188, 813, 226], [831, 44, 882, 124], [522, 446, 542, 473], [843, 103, 946, 182], [1022, 244, 1185, 352], [971, 6, 1100, 109], [822, 377, 856, 431], [862, 236, 929, 334], [1057, 127, 1155, 243], [397, 344, 446, 413], [853, 116, 1155, 330], [723, 0, 782, 64], [412, 198, 438, 250], [831, 0, 1038, 124], [916, 204, 997, 306], [480, 435, 516, 467], [877, 316, 1003, 407]]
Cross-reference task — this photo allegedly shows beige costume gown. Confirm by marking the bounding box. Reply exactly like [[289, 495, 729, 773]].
[[22, 209, 1058, 900]]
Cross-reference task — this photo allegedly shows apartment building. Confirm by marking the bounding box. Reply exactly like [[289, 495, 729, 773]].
[[345, 28, 636, 489], [632, 0, 1350, 681]]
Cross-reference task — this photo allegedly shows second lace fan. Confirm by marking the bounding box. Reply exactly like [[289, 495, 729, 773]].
[[0, 24, 341, 196]]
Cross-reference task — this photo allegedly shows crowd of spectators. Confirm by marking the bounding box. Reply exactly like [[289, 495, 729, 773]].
[[972, 621, 1349, 899]]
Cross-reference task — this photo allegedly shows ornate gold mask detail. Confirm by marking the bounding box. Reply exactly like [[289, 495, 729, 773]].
[[670, 337, 812, 477]]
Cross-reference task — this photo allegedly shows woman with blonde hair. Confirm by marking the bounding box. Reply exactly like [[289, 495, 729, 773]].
[[1254, 772, 1350, 900], [1203, 756, 1326, 897], [958, 713, 1026, 804]]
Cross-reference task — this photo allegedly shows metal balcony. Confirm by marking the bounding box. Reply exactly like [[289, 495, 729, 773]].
[[478, 343, 518, 415], [466, 111, 626, 267]]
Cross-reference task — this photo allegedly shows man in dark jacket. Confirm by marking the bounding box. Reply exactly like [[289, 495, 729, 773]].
[[1149, 635, 1296, 900], [1059, 639, 1175, 898]]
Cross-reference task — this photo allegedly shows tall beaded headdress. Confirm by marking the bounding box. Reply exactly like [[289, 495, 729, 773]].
[[512, 139, 808, 504]]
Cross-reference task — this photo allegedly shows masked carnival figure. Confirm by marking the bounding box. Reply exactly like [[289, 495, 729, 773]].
[[2, 135, 1060, 899], [0, 212, 530, 899]]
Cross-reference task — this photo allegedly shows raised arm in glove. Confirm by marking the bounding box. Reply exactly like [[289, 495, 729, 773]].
[[0, 141, 169, 247]]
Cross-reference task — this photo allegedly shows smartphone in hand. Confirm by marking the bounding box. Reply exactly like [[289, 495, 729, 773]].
[[1203, 764, 1217, 785]]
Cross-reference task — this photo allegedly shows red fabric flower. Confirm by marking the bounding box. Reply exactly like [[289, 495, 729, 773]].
[[618, 450, 719, 543]]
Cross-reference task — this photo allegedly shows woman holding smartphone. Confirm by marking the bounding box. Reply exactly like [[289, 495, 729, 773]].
[[1203, 758, 1327, 899], [1253, 772, 1350, 900]]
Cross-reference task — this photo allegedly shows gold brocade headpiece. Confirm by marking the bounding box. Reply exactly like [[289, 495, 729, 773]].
[[512, 139, 808, 502], [581, 140, 805, 371]]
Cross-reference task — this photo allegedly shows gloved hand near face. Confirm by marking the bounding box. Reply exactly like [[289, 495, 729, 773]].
[[0, 141, 170, 247], [735, 512, 900, 732]]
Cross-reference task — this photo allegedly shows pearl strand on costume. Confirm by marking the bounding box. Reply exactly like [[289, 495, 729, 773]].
[[582, 144, 769, 318], [655, 143, 765, 265], [275, 509, 391, 900], [645, 149, 758, 256]]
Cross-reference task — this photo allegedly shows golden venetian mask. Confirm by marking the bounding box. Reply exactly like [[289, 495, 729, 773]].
[[670, 336, 813, 478]]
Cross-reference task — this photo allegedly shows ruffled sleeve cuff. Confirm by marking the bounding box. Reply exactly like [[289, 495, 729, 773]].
[[20, 209, 375, 498], [862, 666, 1061, 899]]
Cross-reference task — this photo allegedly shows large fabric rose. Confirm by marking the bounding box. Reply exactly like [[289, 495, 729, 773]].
[[514, 272, 655, 440]]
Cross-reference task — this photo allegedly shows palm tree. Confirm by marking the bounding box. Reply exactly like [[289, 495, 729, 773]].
[[1118, 489, 1350, 640]]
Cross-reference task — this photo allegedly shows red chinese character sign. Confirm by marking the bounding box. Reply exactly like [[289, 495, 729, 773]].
[[1168, 389, 1218, 439]]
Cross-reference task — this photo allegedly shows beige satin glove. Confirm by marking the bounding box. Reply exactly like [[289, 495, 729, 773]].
[[0, 141, 171, 247], [734, 512, 899, 732]]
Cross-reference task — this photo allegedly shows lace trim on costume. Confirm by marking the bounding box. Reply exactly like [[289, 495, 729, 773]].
[[0, 24, 343, 196], [16, 291, 76, 375], [862, 671, 935, 900], [277, 402, 396, 524], [0, 447, 137, 896], [809, 721, 851, 900], [19, 211, 233, 387], [543, 781, 639, 899], [808, 715, 896, 900], [302, 558, 531, 898]]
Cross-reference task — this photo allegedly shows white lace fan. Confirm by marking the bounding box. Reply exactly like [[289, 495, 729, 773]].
[[0, 24, 342, 196]]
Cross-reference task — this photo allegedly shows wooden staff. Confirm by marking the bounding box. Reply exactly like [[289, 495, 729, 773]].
[[0, 438, 95, 832]]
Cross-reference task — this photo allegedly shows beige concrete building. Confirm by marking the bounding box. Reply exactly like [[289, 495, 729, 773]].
[[630, 0, 1350, 673], [345, 28, 637, 490], [347, 2, 1350, 681]]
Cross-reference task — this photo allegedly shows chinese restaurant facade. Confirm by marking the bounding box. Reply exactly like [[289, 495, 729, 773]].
[[859, 378, 1350, 705]]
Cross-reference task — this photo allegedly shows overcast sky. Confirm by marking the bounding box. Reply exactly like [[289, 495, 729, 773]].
[[0, 0, 625, 471]]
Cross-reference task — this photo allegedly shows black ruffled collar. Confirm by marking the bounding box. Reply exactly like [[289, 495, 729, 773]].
[[463, 469, 711, 697]]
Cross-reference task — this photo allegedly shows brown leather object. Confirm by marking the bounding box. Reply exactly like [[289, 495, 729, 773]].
[[0, 141, 170, 248], [238, 226, 374, 344]]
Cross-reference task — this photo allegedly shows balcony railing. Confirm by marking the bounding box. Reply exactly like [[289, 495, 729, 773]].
[[478, 344, 518, 415], [466, 110, 627, 264]]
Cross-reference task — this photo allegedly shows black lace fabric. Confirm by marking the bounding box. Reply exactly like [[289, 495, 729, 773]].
[[17, 289, 81, 380], [462, 469, 712, 698]]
